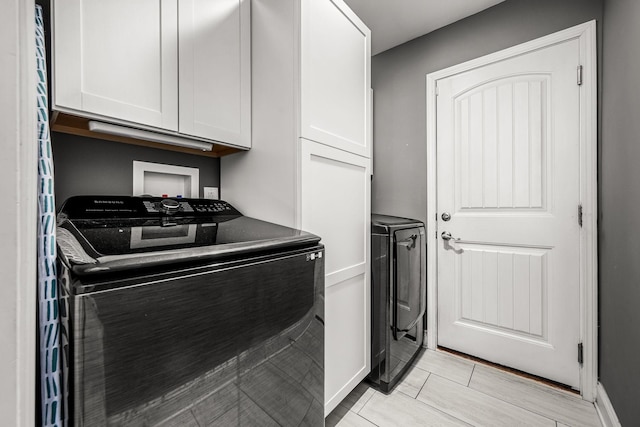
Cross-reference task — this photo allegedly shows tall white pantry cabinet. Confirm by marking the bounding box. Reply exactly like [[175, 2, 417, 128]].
[[221, 0, 372, 415]]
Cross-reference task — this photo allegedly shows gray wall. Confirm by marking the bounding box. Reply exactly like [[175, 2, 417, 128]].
[[600, 0, 640, 424], [51, 132, 220, 211], [371, 0, 603, 225]]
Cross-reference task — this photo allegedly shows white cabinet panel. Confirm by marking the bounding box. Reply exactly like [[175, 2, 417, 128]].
[[300, 139, 371, 414], [300, 139, 370, 280], [179, 0, 251, 148], [53, 0, 178, 130], [324, 273, 368, 413], [301, 0, 371, 157], [302, 159, 365, 275]]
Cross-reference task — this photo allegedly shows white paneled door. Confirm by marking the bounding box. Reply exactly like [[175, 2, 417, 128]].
[[300, 0, 371, 157], [300, 139, 371, 414], [436, 38, 581, 388]]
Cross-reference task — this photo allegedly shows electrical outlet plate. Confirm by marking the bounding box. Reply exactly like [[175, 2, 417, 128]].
[[203, 187, 219, 200]]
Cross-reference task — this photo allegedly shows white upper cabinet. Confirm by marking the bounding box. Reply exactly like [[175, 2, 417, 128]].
[[53, 0, 179, 131], [52, 0, 250, 149], [178, 0, 251, 148], [300, 0, 371, 157]]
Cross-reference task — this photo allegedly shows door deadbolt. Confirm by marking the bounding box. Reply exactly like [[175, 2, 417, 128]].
[[441, 212, 451, 221]]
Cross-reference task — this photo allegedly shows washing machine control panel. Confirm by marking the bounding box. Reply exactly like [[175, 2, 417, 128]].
[[59, 196, 241, 219], [142, 199, 236, 215], [139, 197, 240, 217]]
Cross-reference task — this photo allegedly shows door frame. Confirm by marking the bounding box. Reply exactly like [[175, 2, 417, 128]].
[[425, 21, 597, 401], [4, 0, 38, 424]]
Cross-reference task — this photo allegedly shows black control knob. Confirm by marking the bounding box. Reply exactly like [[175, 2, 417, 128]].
[[160, 198, 180, 214]]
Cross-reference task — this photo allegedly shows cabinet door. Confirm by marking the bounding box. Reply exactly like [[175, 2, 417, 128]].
[[300, 139, 371, 415], [52, 0, 178, 130], [178, 0, 251, 148], [300, 0, 371, 157]]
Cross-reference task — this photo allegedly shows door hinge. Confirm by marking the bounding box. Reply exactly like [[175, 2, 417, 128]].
[[435, 85, 439, 96], [577, 65, 583, 86], [578, 342, 584, 365], [578, 204, 583, 227]]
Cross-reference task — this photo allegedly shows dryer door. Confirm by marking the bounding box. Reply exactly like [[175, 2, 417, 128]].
[[392, 227, 425, 340]]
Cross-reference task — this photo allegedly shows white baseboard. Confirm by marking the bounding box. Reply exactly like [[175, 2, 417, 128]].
[[595, 382, 622, 427]]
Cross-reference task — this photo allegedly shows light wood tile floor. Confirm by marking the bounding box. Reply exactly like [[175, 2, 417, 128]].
[[326, 349, 601, 427]]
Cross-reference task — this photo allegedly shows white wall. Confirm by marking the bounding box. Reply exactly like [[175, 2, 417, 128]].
[[0, 0, 37, 425]]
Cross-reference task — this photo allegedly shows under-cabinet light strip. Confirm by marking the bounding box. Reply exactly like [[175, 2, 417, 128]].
[[87, 121, 213, 152]]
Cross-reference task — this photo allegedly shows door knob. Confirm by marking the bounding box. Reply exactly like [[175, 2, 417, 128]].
[[441, 231, 459, 241]]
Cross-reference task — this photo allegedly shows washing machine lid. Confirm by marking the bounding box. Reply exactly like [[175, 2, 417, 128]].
[[57, 196, 321, 276]]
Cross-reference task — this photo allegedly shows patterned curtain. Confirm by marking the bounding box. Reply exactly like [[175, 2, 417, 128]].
[[36, 5, 66, 426]]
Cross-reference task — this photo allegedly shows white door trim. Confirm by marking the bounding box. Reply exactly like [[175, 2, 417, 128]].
[[3, 0, 38, 424], [425, 20, 597, 401]]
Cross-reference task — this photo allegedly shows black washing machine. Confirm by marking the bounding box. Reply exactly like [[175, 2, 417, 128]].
[[56, 195, 324, 426]]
